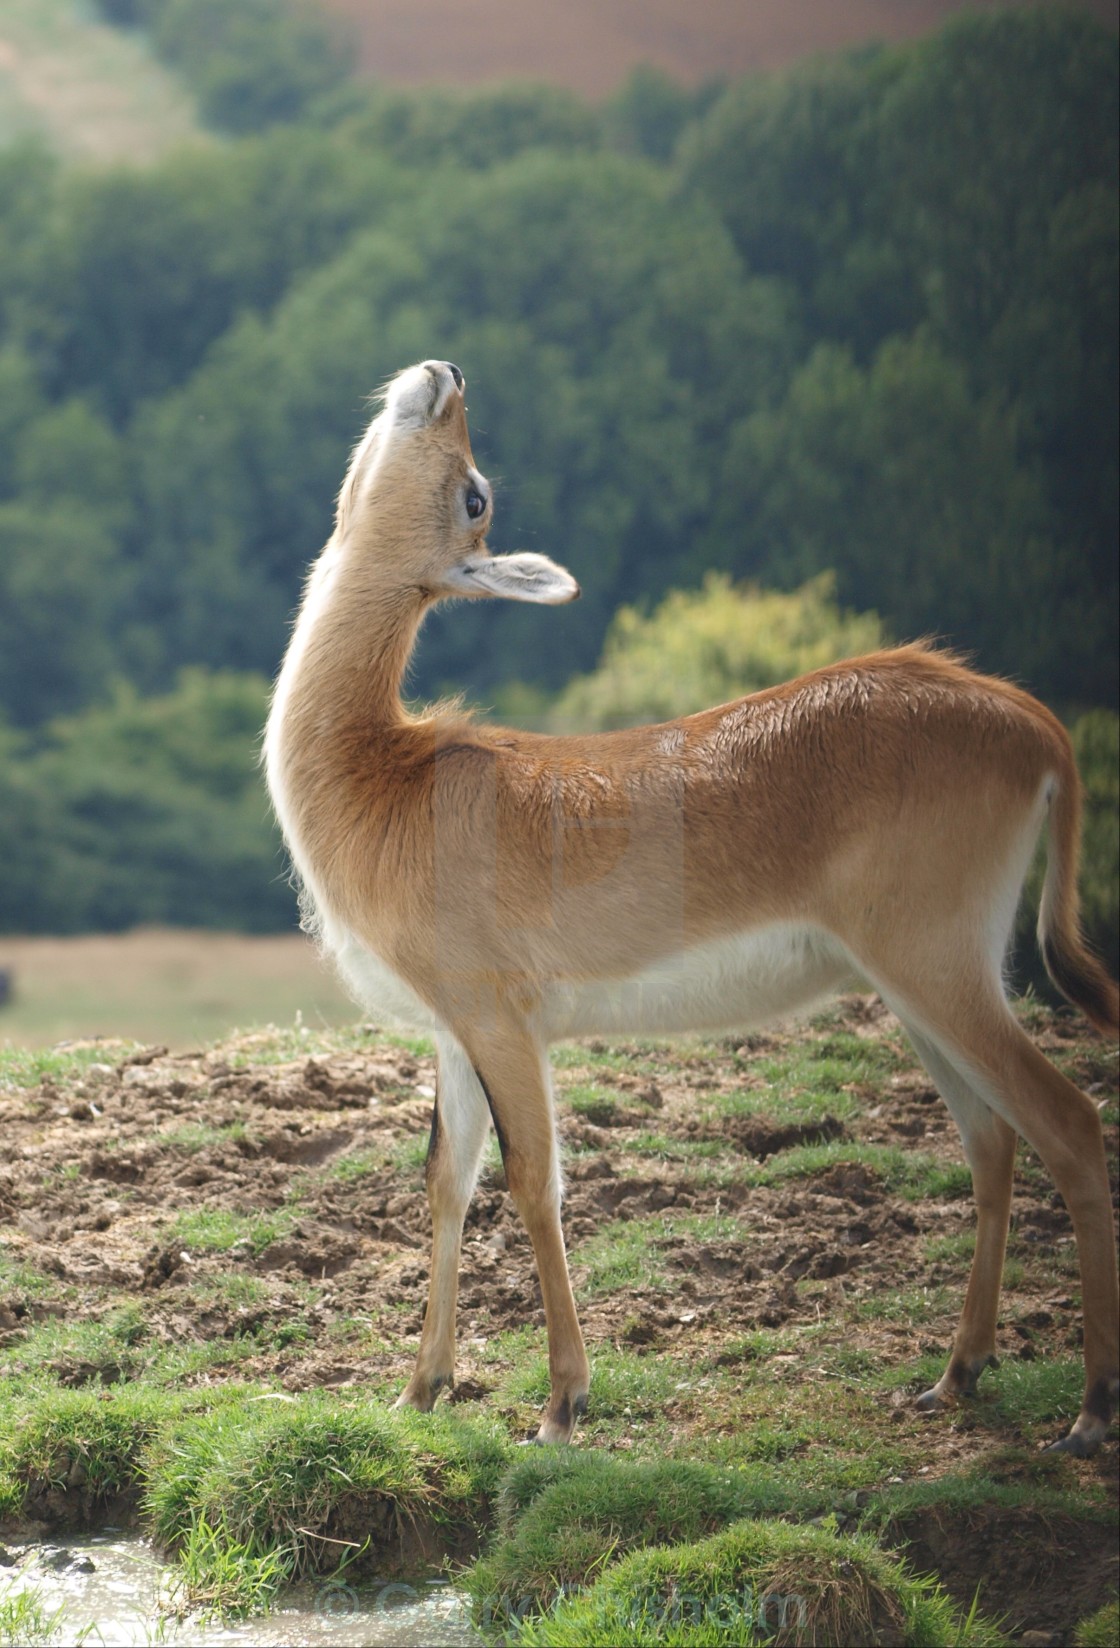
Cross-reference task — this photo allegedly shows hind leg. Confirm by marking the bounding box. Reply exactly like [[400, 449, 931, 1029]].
[[893, 991, 1117, 1453], [903, 1025, 1016, 1409]]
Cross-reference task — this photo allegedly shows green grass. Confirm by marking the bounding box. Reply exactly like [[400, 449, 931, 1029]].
[[860, 1470, 1118, 1535], [0, 1383, 511, 1612], [552, 1041, 666, 1076], [220, 1020, 378, 1069], [608, 1135, 974, 1197], [168, 1514, 296, 1621], [0, 1042, 133, 1093], [0, 1384, 207, 1515], [1076, 1600, 1120, 1647], [924, 1231, 977, 1264], [0, 1004, 1113, 1633], [466, 1453, 802, 1628], [0, 1296, 310, 1393], [163, 1205, 299, 1257], [0, 1246, 60, 1299], [494, 1344, 681, 1430], [573, 1212, 750, 1294], [746, 1140, 973, 1199], [565, 1085, 624, 1126], [145, 1397, 510, 1581], [156, 1121, 250, 1153], [187, 1274, 270, 1309], [710, 1033, 905, 1127], [0, 1582, 77, 1648], [327, 1146, 389, 1181], [510, 1518, 1006, 1647]]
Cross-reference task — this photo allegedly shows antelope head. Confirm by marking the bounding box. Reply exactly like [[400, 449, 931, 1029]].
[[336, 359, 580, 610]]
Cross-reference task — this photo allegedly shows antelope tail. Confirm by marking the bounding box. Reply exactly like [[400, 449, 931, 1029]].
[[1038, 759, 1119, 1037]]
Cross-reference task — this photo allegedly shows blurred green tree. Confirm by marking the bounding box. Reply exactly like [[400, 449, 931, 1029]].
[[0, 673, 292, 932], [546, 572, 886, 731]]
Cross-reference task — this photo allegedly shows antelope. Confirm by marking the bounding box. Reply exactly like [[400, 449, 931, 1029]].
[[265, 359, 1119, 1454]]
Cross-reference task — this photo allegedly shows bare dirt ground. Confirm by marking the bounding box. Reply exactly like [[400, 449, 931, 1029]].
[[1, 997, 1117, 1637], [320, 0, 1119, 94]]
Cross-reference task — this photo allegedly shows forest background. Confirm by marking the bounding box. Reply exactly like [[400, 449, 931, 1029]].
[[0, 0, 1116, 986]]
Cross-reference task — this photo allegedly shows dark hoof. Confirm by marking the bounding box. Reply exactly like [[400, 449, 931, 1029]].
[[1045, 1430, 1097, 1458], [534, 1391, 588, 1446], [394, 1370, 452, 1413]]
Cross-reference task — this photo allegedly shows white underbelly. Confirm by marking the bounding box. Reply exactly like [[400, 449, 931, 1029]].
[[541, 925, 853, 1039], [321, 919, 853, 1044]]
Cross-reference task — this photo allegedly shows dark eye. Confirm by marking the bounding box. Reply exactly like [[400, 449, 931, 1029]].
[[465, 487, 486, 521]]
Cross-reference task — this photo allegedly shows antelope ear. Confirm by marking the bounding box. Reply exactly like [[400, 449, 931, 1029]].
[[442, 553, 580, 605]]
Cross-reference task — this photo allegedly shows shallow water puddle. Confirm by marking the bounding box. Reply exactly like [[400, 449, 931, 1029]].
[[0, 1535, 480, 1646]]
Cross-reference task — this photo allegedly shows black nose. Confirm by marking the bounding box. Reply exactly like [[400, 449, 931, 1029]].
[[446, 363, 464, 390]]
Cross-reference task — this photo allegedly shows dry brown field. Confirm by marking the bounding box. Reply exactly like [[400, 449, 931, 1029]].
[[321, 0, 1118, 95], [0, 929, 356, 1051]]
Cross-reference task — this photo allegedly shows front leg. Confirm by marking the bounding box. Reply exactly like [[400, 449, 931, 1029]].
[[460, 1020, 590, 1444], [395, 1034, 489, 1412]]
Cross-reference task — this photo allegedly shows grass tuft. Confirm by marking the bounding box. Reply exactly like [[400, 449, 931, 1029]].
[[510, 1518, 1006, 1646], [169, 1514, 296, 1620], [1076, 1599, 1120, 1647], [467, 1452, 803, 1627], [145, 1395, 509, 1579]]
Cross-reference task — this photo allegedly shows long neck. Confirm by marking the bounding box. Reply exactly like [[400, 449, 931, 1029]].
[[266, 535, 431, 853]]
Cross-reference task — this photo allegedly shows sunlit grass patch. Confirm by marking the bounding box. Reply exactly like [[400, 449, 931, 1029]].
[[853, 1282, 957, 1327], [0, 1246, 61, 1300], [565, 1085, 624, 1126], [714, 1034, 905, 1126], [573, 1221, 663, 1292], [168, 1514, 296, 1621], [494, 1343, 680, 1428], [1076, 1600, 1120, 1647], [187, 1273, 270, 1309], [1, 1301, 149, 1384], [145, 1397, 509, 1581], [511, 1517, 1005, 1647], [745, 1141, 973, 1201], [0, 1042, 136, 1093], [163, 1205, 299, 1257], [867, 1345, 1095, 1451], [466, 1452, 801, 1628], [0, 1384, 209, 1517], [980, 1356, 1085, 1435], [702, 1390, 909, 1484], [0, 1580, 73, 1648], [924, 1231, 976, 1264], [327, 1146, 389, 1181], [861, 1469, 1117, 1534], [156, 1120, 250, 1153], [696, 1330, 793, 1373], [572, 1212, 751, 1296], [0, 1304, 277, 1393], [390, 1133, 431, 1176], [553, 1041, 668, 1076], [219, 1022, 377, 1069], [615, 1132, 728, 1161]]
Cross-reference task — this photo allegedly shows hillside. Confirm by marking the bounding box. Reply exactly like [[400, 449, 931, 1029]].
[[0, 0, 204, 163], [321, 0, 1119, 94]]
